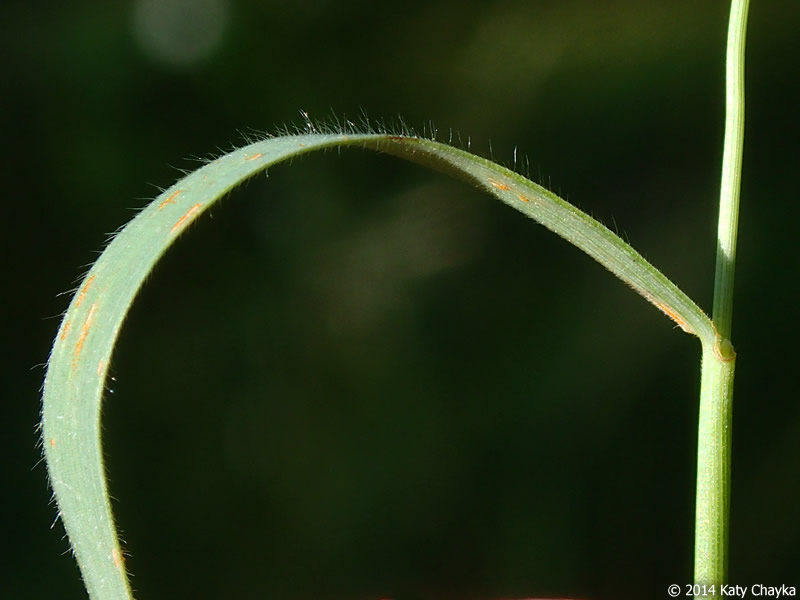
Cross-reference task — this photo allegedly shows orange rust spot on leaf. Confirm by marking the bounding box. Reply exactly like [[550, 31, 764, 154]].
[[60, 319, 72, 341], [73, 303, 98, 368], [75, 275, 96, 308], [158, 189, 182, 210], [487, 178, 510, 191], [112, 547, 125, 570], [170, 203, 202, 234], [97, 359, 106, 376], [245, 152, 263, 161], [49, 438, 56, 448], [653, 301, 693, 334], [515, 192, 530, 203]]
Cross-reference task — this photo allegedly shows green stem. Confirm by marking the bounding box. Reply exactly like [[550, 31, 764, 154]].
[[713, 0, 749, 339], [694, 0, 749, 588], [694, 338, 736, 586]]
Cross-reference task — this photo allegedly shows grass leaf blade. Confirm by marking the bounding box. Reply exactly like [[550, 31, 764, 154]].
[[42, 131, 713, 598]]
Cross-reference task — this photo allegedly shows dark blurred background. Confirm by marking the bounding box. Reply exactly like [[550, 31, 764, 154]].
[[3, 0, 798, 598]]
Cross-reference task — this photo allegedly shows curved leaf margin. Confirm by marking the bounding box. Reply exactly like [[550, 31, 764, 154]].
[[41, 131, 714, 599]]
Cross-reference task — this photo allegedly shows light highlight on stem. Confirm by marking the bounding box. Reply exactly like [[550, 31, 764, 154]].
[[713, 0, 749, 341]]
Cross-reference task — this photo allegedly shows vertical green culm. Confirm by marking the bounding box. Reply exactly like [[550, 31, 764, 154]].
[[694, 0, 749, 591]]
